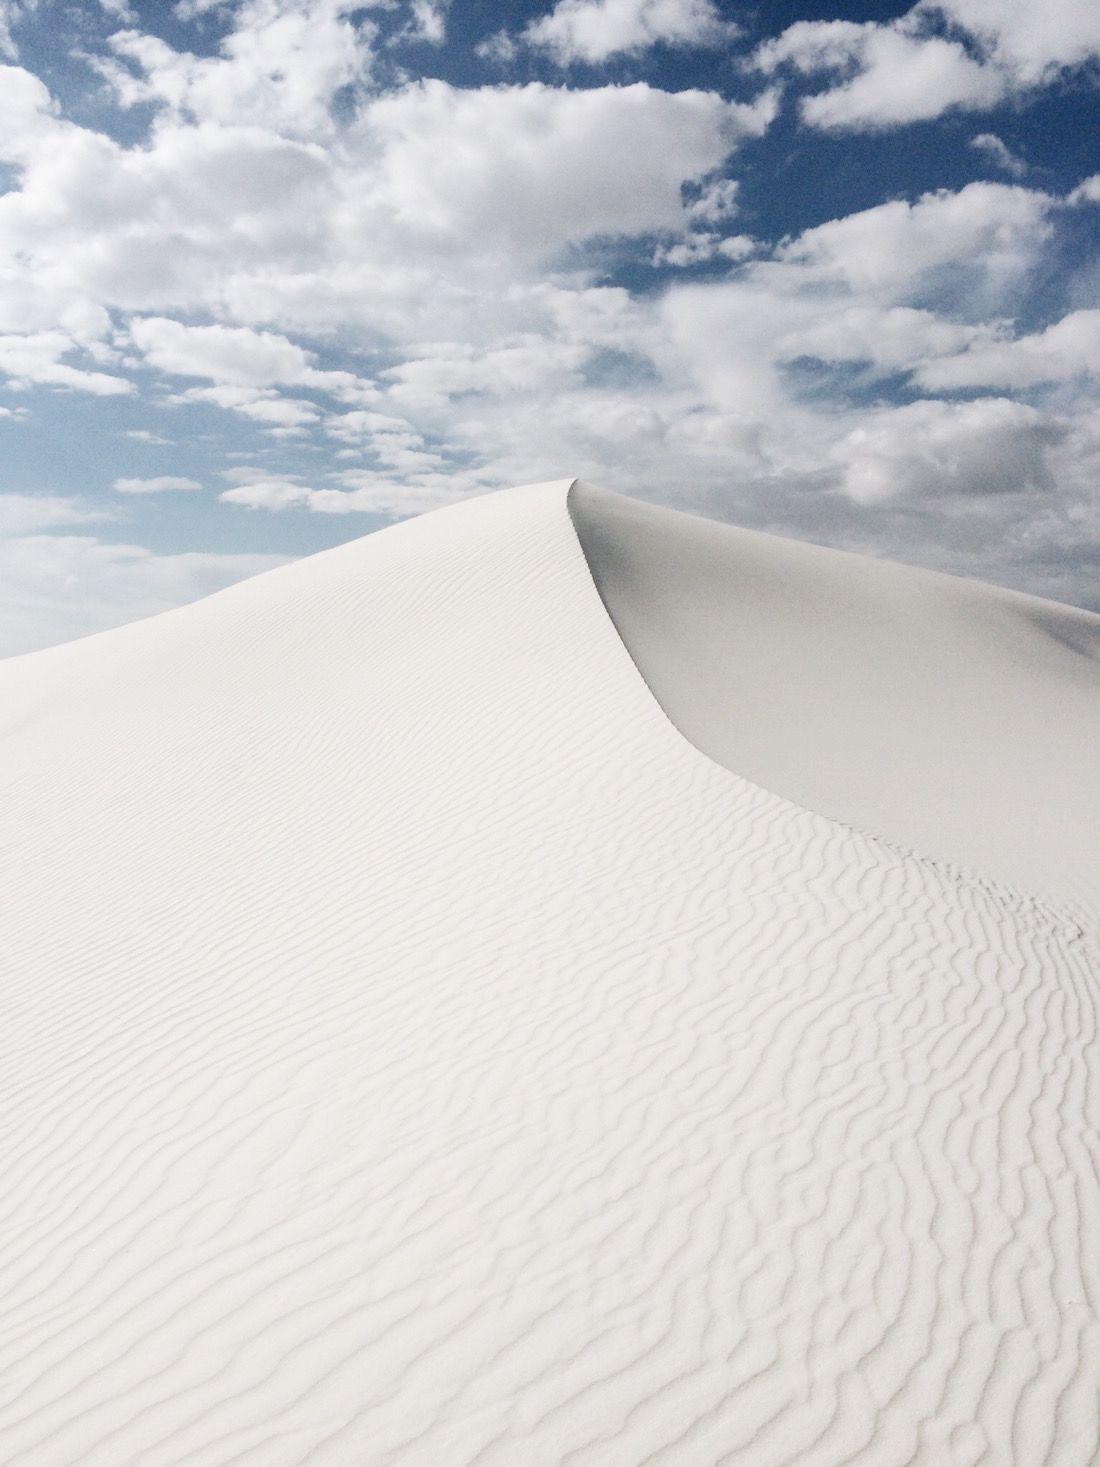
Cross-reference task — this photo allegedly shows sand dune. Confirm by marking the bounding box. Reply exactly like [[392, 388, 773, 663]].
[[0, 480, 1097, 1465], [570, 483, 1100, 916]]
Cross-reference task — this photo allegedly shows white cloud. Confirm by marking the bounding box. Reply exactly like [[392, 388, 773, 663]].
[[637, 181, 1079, 555], [768, 182, 1054, 295], [0, 487, 288, 657], [172, 1, 223, 18], [0, 117, 339, 337], [687, 177, 740, 224], [172, 384, 322, 429], [132, 316, 322, 387], [100, 0, 378, 136], [969, 132, 1027, 178], [220, 477, 312, 510], [0, 532, 288, 657], [1067, 174, 1100, 206], [0, 1, 33, 60], [475, 29, 515, 62], [652, 232, 755, 267], [0, 64, 56, 167], [0, 492, 103, 534], [656, 279, 799, 415], [114, 475, 203, 493], [219, 464, 499, 516], [813, 30, 1002, 130], [360, 81, 774, 255], [754, 1, 1100, 131], [398, 0, 448, 45], [523, 0, 738, 65], [317, 471, 489, 515], [323, 407, 444, 470], [0, 332, 133, 395], [754, 20, 864, 75], [0, 73, 772, 372], [219, 465, 285, 484], [129, 317, 377, 426], [916, 310, 1100, 390], [830, 398, 1064, 504], [934, 0, 1100, 86], [776, 305, 988, 371], [380, 340, 589, 411]]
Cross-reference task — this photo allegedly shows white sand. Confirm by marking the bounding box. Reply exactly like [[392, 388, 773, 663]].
[[0, 480, 1097, 1465], [570, 482, 1100, 917]]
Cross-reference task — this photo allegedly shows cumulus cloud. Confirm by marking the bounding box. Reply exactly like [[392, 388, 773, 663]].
[[652, 232, 755, 267], [776, 305, 989, 372], [219, 469, 482, 515], [0, 492, 103, 534], [936, 0, 1100, 86], [969, 132, 1027, 178], [99, 0, 378, 136], [397, 0, 448, 46], [0, 332, 133, 395], [130, 319, 316, 388], [915, 310, 1100, 390], [172, 384, 323, 431], [0, 114, 340, 341], [767, 181, 1054, 294], [754, 0, 1100, 131], [360, 81, 774, 255], [0, 69, 773, 379], [0, 488, 286, 655], [379, 342, 588, 410], [0, 532, 288, 656], [220, 477, 313, 510], [127, 317, 377, 428], [315, 471, 494, 515], [0, 63, 58, 165], [585, 182, 1060, 486], [114, 475, 203, 493], [757, 21, 1004, 130], [687, 176, 741, 224], [830, 398, 1065, 504], [129, 316, 372, 396], [1067, 173, 1100, 206], [523, 0, 738, 65]]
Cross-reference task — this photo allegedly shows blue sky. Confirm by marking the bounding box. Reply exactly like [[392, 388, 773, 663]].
[[0, 0, 1097, 654]]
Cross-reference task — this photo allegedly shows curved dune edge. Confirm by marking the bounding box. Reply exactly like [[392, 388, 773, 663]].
[[0, 480, 1097, 1465], [567, 479, 1100, 920]]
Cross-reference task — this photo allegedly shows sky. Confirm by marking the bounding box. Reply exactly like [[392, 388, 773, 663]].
[[0, 0, 1098, 656]]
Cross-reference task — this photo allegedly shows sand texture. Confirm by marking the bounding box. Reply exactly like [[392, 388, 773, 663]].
[[0, 481, 1097, 1464]]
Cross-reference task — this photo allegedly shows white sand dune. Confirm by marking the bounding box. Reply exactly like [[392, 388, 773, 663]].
[[0, 480, 1097, 1465], [570, 483, 1100, 918]]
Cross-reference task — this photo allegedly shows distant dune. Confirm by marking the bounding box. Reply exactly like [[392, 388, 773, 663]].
[[1, 480, 1097, 1465]]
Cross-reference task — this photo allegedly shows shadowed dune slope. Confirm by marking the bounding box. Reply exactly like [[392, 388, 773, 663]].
[[569, 480, 1100, 917], [0, 480, 1097, 1466]]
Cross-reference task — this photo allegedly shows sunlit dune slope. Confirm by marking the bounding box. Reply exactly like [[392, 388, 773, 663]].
[[0, 480, 1096, 1466]]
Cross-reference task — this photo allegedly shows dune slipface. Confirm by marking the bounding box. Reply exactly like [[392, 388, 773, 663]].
[[0, 480, 1097, 1465]]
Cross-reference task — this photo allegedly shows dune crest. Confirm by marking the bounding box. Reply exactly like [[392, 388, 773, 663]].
[[0, 481, 1097, 1465], [568, 481, 1100, 917]]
